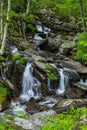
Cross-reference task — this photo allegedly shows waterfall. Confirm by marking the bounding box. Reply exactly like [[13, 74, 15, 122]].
[[20, 63, 41, 101], [50, 64, 69, 95], [56, 68, 69, 95]]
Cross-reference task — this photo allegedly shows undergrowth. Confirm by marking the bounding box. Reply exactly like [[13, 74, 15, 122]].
[[42, 107, 87, 130]]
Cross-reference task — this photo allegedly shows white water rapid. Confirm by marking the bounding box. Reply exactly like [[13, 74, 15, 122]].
[[20, 63, 41, 101]]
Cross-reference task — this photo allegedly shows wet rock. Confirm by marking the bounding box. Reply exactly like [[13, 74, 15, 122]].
[[18, 42, 31, 51], [63, 68, 80, 82], [62, 59, 87, 74], [26, 99, 41, 114], [53, 99, 87, 113], [64, 87, 86, 98], [75, 82, 87, 91], [33, 61, 49, 73], [38, 96, 58, 108]]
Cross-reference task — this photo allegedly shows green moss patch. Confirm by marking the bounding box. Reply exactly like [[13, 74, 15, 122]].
[[0, 56, 5, 62], [12, 54, 21, 60], [41, 83, 49, 96], [12, 54, 27, 65], [17, 57, 27, 65], [0, 85, 9, 103], [46, 65, 58, 80]]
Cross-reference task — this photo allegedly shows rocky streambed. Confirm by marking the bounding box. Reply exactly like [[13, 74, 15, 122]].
[[0, 15, 87, 129]]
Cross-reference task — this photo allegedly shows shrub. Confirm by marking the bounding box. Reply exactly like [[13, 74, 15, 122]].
[[42, 107, 87, 130], [76, 32, 87, 65]]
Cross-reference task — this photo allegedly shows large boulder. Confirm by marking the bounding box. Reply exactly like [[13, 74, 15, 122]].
[[63, 68, 80, 82], [59, 41, 76, 55], [62, 59, 87, 74]]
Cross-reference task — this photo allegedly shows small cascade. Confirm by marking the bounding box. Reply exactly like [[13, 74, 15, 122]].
[[20, 63, 41, 101], [38, 97, 58, 108], [79, 79, 87, 85], [34, 23, 51, 52], [56, 68, 69, 95], [47, 78, 51, 90], [36, 23, 43, 32], [10, 101, 26, 115], [50, 64, 69, 95], [10, 46, 18, 54]]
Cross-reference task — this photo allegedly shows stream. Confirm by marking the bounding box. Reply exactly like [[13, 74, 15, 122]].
[[8, 22, 87, 113], [1, 22, 87, 130]]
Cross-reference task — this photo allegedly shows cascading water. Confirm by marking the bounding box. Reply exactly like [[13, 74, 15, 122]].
[[47, 78, 51, 90], [50, 64, 69, 95], [20, 63, 41, 101], [56, 68, 69, 95]]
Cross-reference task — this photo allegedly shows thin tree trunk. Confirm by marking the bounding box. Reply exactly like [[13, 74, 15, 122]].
[[26, 0, 30, 16], [0, 0, 3, 40], [22, 0, 30, 42], [0, 0, 11, 55], [79, 0, 86, 32]]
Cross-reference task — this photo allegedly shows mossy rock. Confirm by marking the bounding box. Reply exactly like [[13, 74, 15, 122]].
[[46, 65, 58, 80], [0, 85, 9, 103], [16, 57, 27, 65], [0, 56, 5, 62], [26, 24, 35, 32], [41, 83, 49, 96], [12, 54, 21, 61], [0, 113, 25, 130], [46, 72, 57, 80], [18, 42, 30, 51], [10, 36, 18, 43], [4, 51, 11, 57]]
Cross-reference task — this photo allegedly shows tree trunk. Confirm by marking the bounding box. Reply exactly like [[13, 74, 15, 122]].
[[79, 0, 86, 32], [26, 0, 30, 16], [0, 0, 3, 40], [22, 0, 30, 42], [0, 0, 11, 55]]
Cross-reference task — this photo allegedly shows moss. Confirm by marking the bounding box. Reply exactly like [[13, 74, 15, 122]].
[[0, 118, 14, 130], [41, 83, 49, 96], [0, 56, 5, 62], [0, 85, 9, 103], [4, 51, 11, 56], [26, 24, 35, 32], [46, 72, 57, 80], [4, 114, 14, 122], [0, 85, 8, 95], [46, 65, 57, 80], [17, 111, 29, 120], [12, 54, 21, 60], [46, 65, 55, 71], [17, 57, 27, 65], [18, 44, 25, 51], [10, 36, 18, 43]]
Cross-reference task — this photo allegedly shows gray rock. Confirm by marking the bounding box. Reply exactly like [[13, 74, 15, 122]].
[[75, 82, 87, 91], [63, 68, 80, 82], [62, 59, 87, 74], [59, 41, 76, 54], [0, 110, 57, 130]]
